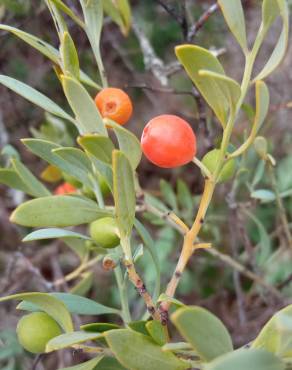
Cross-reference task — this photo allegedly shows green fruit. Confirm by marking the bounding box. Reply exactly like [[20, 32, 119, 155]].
[[17, 312, 62, 354], [89, 217, 120, 249], [202, 149, 236, 183]]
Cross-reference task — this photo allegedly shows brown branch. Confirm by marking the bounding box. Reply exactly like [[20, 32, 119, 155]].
[[123, 260, 161, 321], [187, 2, 219, 41]]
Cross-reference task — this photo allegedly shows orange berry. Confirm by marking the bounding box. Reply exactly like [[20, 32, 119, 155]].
[[54, 182, 77, 195], [95, 88, 133, 125], [141, 115, 197, 168]]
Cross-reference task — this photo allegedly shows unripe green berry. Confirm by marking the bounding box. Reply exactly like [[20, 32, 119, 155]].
[[89, 217, 120, 249], [202, 149, 236, 183], [17, 312, 62, 354]]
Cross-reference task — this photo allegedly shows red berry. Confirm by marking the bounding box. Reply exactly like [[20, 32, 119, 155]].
[[141, 115, 197, 168], [54, 182, 76, 195], [95, 88, 133, 125]]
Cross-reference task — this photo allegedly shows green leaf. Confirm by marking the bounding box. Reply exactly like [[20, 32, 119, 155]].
[[146, 321, 168, 346], [251, 189, 276, 203], [177, 179, 193, 219], [113, 150, 136, 237], [81, 323, 120, 333], [218, 0, 247, 52], [62, 75, 106, 135], [0, 168, 32, 195], [198, 69, 241, 110], [252, 305, 292, 356], [11, 158, 50, 198], [0, 75, 75, 124], [22, 139, 90, 186], [160, 180, 178, 212], [79, 0, 104, 84], [45, 0, 68, 40], [134, 219, 160, 303], [106, 119, 142, 169], [50, 0, 85, 28], [244, 209, 271, 266], [94, 357, 126, 370], [158, 294, 185, 308], [127, 321, 149, 336], [10, 196, 109, 227], [0, 24, 100, 89], [0, 292, 73, 332], [17, 292, 121, 316], [22, 228, 91, 242], [262, 0, 281, 32], [205, 349, 284, 370], [105, 329, 189, 370], [78, 134, 115, 164], [59, 357, 104, 370], [52, 147, 93, 187], [61, 31, 80, 78], [171, 306, 233, 362], [230, 81, 269, 158], [254, 81, 270, 131], [175, 45, 228, 128], [46, 331, 102, 352], [0, 24, 59, 63], [254, 0, 289, 81], [117, 0, 131, 35]]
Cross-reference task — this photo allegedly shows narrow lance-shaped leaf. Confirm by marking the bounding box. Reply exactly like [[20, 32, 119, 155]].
[[254, 0, 289, 81], [205, 348, 284, 370], [44, 0, 68, 41], [22, 139, 90, 186], [198, 70, 241, 111], [50, 0, 85, 28], [79, 0, 106, 85], [230, 80, 269, 158], [52, 147, 93, 188], [60, 31, 80, 78], [62, 75, 106, 135], [105, 329, 189, 370], [17, 292, 121, 316], [252, 304, 292, 355], [0, 75, 75, 124], [0, 292, 73, 332], [23, 228, 91, 242], [46, 331, 102, 352], [175, 45, 228, 128], [262, 0, 281, 32], [117, 0, 132, 35], [11, 158, 51, 198], [113, 150, 136, 238], [0, 168, 33, 195], [134, 219, 160, 303], [171, 306, 233, 362], [0, 24, 101, 89], [78, 134, 115, 164], [10, 196, 110, 227], [218, 0, 248, 53], [106, 119, 142, 169]]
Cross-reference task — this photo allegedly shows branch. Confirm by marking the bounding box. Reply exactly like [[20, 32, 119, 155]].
[[187, 3, 219, 42], [132, 20, 169, 86]]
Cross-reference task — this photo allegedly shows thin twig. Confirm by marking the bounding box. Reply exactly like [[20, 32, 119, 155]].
[[132, 20, 169, 86], [187, 3, 219, 42], [142, 192, 283, 301]]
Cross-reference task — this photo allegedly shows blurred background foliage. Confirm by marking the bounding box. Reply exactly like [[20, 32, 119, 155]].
[[0, 0, 292, 369]]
